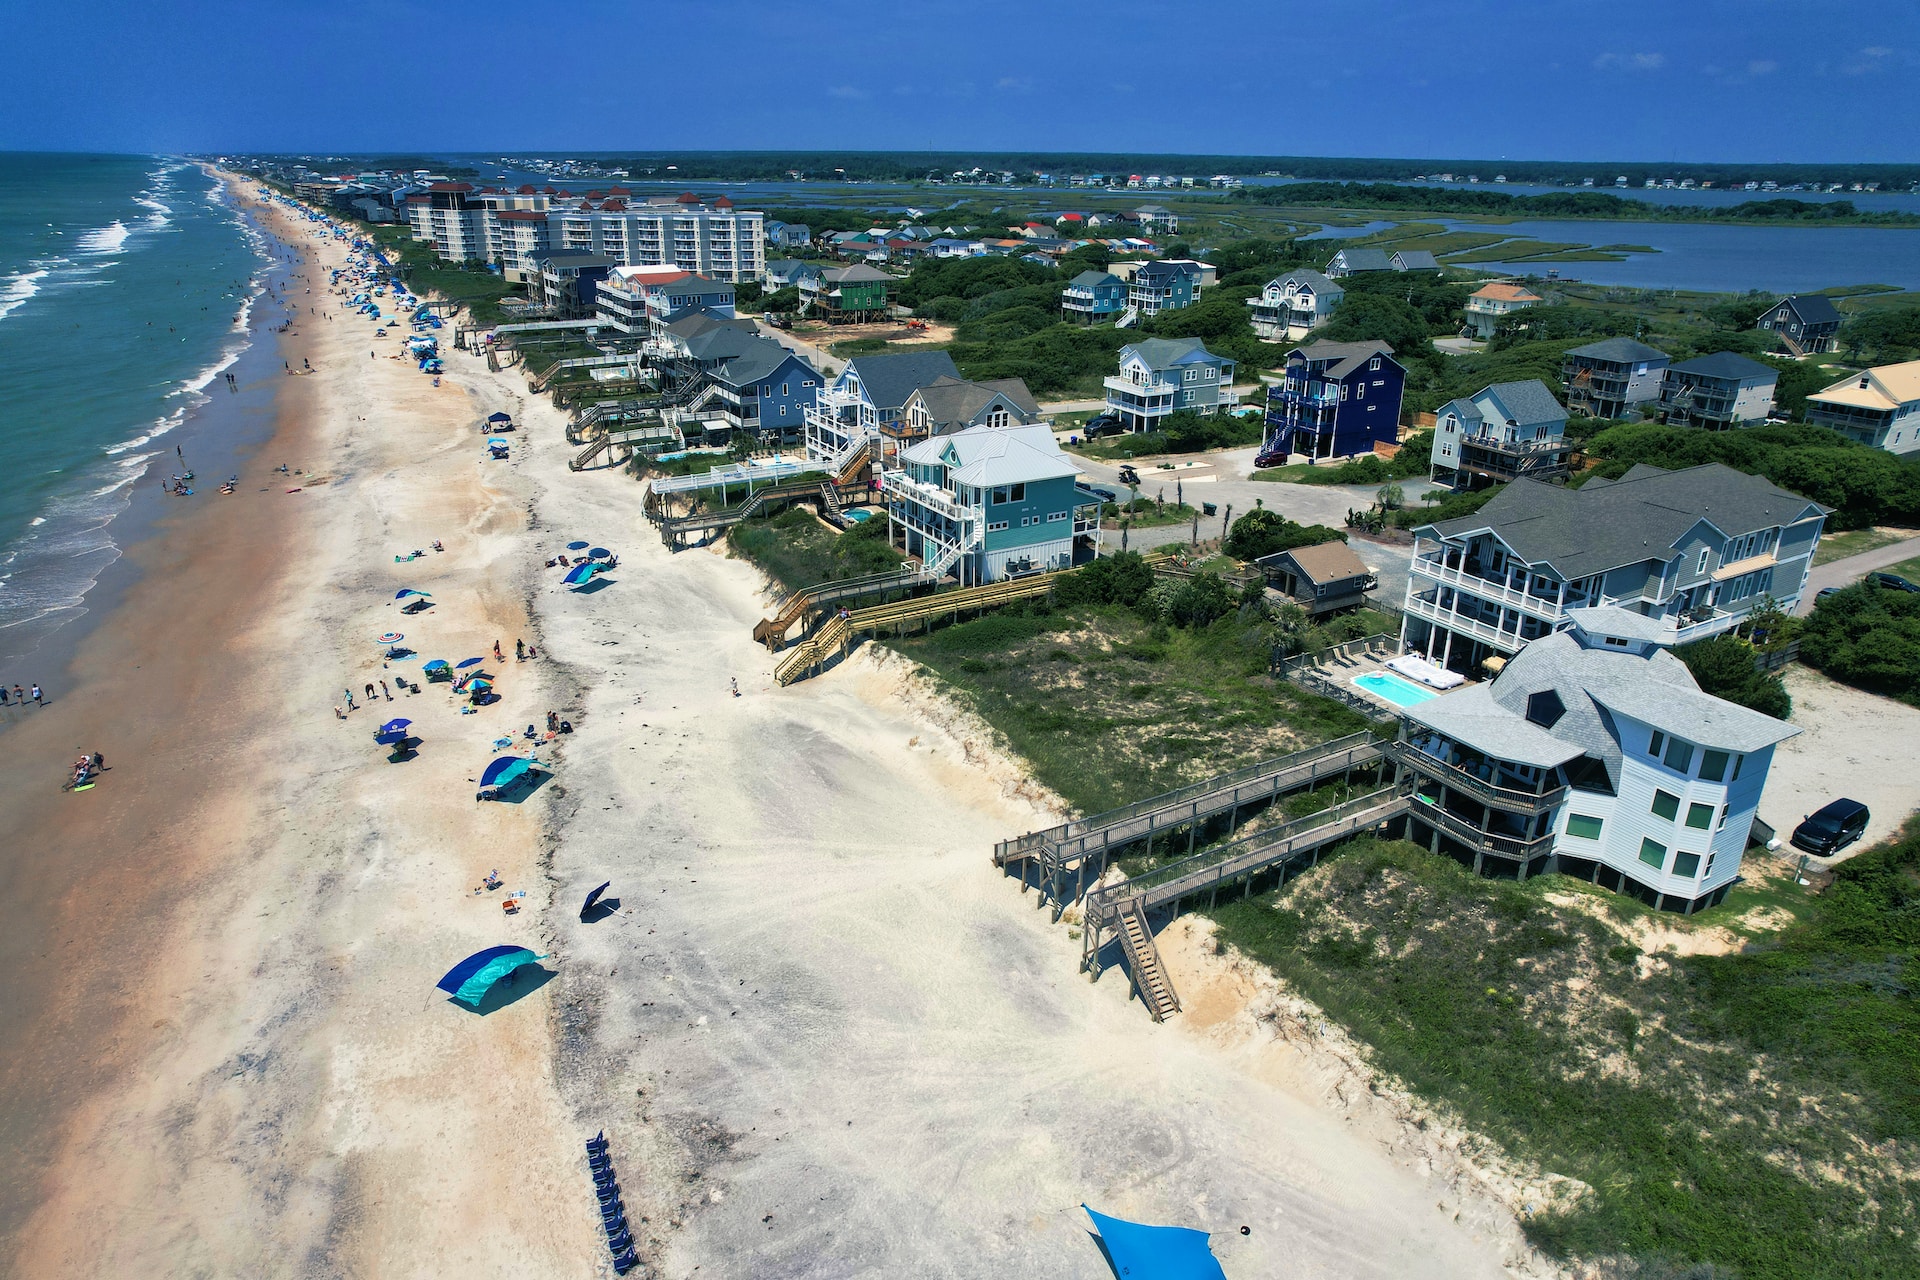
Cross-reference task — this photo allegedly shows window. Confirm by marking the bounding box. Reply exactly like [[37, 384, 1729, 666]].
[[1647, 730, 1665, 759], [1699, 749, 1729, 782], [1566, 814, 1604, 840], [1339, 384, 1349, 401], [1205, 368, 1216, 380], [1673, 851, 1701, 878], [1663, 737, 1695, 772], [781, 383, 790, 396], [1640, 838, 1667, 869], [1652, 789, 1680, 821], [986, 520, 1008, 532], [1525, 689, 1565, 729], [992, 487, 1009, 504], [1010, 483, 1025, 502], [1697, 547, 1711, 575], [1048, 511, 1068, 522], [1717, 804, 1729, 831], [1369, 357, 1381, 370], [1185, 369, 1197, 382], [1685, 802, 1715, 830], [1731, 753, 1744, 781], [1604, 636, 1629, 648], [1357, 384, 1366, 400]]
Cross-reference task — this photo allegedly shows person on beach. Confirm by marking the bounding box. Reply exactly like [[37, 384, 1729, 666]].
[[515, 639, 525, 661], [547, 711, 559, 734], [364, 682, 376, 702], [380, 679, 391, 701], [493, 641, 503, 662], [11, 685, 22, 704], [31, 684, 43, 706], [343, 687, 355, 712]]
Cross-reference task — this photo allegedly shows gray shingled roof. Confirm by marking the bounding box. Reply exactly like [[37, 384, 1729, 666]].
[[1392, 249, 1439, 270], [1422, 462, 1829, 580], [713, 335, 812, 387], [912, 375, 1038, 430], [845, 350, 962, 412], [1293, 339, 1397, 379], [1777, 293, 1841, 325], [1328, 247, 1394, 272], [1667, 351, 1778, 384], [1124, 336, 1225, 370], [1565, 337, 1669, 364], [1272, 268, 1339, 293], [1481, 380, 1568, 428]]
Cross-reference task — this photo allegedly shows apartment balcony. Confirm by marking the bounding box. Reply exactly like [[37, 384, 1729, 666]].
[[1411, 556, 1586, 622], [1456, 435, 1573, 482], [882, 469, 979, 524], [1411, 795, 1558, 864], [1104, 376, 1177, 398]]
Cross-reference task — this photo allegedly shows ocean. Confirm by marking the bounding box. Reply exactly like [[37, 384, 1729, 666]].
[[0, 154, 272, 665]]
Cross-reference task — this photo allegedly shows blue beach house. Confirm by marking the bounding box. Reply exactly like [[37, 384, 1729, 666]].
[[1263, 340, 1405, 461], [1061, 270, 1128, 324], [883, 425, 1104, 584]]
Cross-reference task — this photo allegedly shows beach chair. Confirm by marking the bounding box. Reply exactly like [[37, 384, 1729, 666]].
[[612, 1249, 639, 1275], [606, 1228, 634, 1253], [587, 1131, 609, 1152]]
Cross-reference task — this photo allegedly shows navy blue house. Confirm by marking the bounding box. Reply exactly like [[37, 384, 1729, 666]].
[[1263, 340, 1406, 460]]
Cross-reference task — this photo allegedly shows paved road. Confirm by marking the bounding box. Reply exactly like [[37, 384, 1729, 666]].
[[1068, 444, 1435, 614], [1795, 534, 1920, 615]]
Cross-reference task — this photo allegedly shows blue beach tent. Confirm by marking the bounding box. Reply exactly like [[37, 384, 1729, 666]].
[[564, 562, 604, 586], [435, 946, 544, 1008], [1083, 1206, 1227, 1280], [481, 756, 535, 788]]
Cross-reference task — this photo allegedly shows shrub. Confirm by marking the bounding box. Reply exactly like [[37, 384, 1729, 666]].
[[1165, 573, 1237, 628], [1799, 582, 1920, 705], [1222, 508, 1348, 561], [1056, 550, 1156, 610], [1673, 634, 1792, 719]]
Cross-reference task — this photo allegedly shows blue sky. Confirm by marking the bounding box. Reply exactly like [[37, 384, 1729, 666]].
[[7, 0, 1916, 161]]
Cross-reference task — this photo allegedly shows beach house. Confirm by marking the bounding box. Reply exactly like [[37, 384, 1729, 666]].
[[883, 424, 1103, 583], [530, 251, 615, 319], [1393, 606, 1797, 912], [1390, 249, 1441, 273], [1104, 338, 1236, 433], [1324, 247, 1394, 278], [1462, 282, 1543, 339], [800, 264, 892, 323], [1400, 462, 1827, 675], [1755, 294, 1842, 355], [1657, 353, 1777, 429], [1246, 270, 1344, 341], [1061, 271, 1129, 324], [1127, 261, 1203, 319], [803, 350, 962, 468], [1560, 337, 1670, 420], [690, 338, 822, 448], [1429, 380, 1572, 488], [1256, 541, 1377, 616], [894, 376, 1042, 445], [1262, 340, 1405, 461], [1805, 360, 1920, 456]]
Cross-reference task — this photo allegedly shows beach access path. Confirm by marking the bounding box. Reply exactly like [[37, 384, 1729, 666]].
[[1, 177, 598, 1277], [491, 388, 1556, 1272]]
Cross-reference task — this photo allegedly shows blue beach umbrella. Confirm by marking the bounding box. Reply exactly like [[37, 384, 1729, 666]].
[[1082, 1206, 1226, 1280], [435, 946, 545, 1009], [422, 659, 451, 672], [481, 756, 535, 788], [395, 589, 431, 600], [375, 717, 412, 743], [581, 881, 611, 916], [457, 657, 486, 669], [566, 540, 589, 550], [588, 547, 611, 559]]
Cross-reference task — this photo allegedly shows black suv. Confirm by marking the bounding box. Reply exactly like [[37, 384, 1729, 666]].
[[1870, 572, 1920, 593], [1791, 798, 1870, 856]]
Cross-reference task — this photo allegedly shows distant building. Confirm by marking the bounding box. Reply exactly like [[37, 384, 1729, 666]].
[[1430, 380, 1570, 487], [1257, 541, 1377, 616], [1104, 337, 1235, 433], [765, 220, 812, 248], [1390, 249, 1440, 272], [1263, 340, 1405, 460], [1246, 270, 1344, 341], [1324, 247, 1394, 278], [1658, 353, 1777, 429], [531, 250, 616, 319], [1128, 260, 1201, 319], [1061, 270, 1129, 324], [1560, 337, 1670, 420], [1755, 294, 1842, 355], [1395, 607, 1799, 913], [1463, 282, 1543, 339], [1805, 360, 1920, 456], [884, 425, 1104, 583], [762, 259, 823, 290], [1133, 205, 1178, 234], [406, 183, 487, 262]]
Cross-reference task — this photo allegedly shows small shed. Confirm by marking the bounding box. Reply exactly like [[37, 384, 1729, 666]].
[[1257, 541, 1377, 616]]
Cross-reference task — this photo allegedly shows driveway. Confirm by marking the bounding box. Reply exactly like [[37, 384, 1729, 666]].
[[1068, 444, 1435, 617], [1759, 665, 1920, 861], [1795, 534, 1920, 615]]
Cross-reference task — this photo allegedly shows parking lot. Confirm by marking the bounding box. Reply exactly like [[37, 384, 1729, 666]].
[[1758, 665, 1920, 861]]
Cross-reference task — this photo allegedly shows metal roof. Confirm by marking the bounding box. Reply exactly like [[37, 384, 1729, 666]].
[[1666, 351, 1777, 383], [1564, 337, 1669, 364]]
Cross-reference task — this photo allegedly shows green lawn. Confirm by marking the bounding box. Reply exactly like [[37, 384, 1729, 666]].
[[1204, 833, 1920, 1280], [1813, 526, 1919, 566]]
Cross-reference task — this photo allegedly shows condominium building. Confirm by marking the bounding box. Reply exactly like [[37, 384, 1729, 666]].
[[405, 183, 488, 262], [1805, 359, 1920, 456], [1394, 606, 1797, 913], [1401, 462, 1827, 675], [593, 267, 733, 336]]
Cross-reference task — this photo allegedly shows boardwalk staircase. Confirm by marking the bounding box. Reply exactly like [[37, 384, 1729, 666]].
[[772, 569, 1067, 686], [650, 478, 867, 548], [570, 424, 682, 473], [994, 731, 1388, 919], [1116, 897, 1181, 1022], [753, 568, 925, 649], [1115, 306, 1139, 329], [529, 351, 635, 395]]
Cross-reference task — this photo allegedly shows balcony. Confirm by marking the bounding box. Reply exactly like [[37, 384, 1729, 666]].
[[1410, 556, 1586, 622], [1411, 796, 1558, 863], [1104, 375, 1176, 397], [1389, 741, 1566, 815], [1404, 591, 1535, 653], [881, 469, 978, 524]]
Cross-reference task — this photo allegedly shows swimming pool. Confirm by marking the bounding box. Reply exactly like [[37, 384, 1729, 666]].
[[844, 508, 874, 523], [1353, 671, 1441, 708]]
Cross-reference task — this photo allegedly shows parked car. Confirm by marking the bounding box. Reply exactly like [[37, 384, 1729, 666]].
[[1082, 413, 1124, 438], [1790, 798, 1870, 856], [1815, 586, 1842, 603], [1870, 572, 1920, 593], [1253, 450, 1288, 469], [1089, 486, 1118, 503]]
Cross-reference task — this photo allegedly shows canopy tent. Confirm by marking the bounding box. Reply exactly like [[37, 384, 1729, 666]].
[[487, 412, 512, 423], [435, 945, 544, 1008], [564, 562, 604, 586], [481, 756, 536, 788], [423, 659, 451, 672], [581, 881, 612, 917], [1083, 1206, 1226, 1280]]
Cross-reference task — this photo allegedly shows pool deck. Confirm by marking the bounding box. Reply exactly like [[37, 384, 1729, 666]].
[[1303, 646, 1479, 716]]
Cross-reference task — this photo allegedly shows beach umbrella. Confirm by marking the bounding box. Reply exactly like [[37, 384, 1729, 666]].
[[588, 547, 612, 559], [376, 631, 405, 645], [423, 659, 451, 672], [488, 438, 509, 446], [375, 717, 412, 745], [487, 412, 512, 424], [468, 677, 494, 691], [566, 540, 589, 550], [564, 562, 603, 586], [480, 756, 535, 788], [1081, 1206, 1226, 1280], [457, 657, 486, 669], [435, 945, 544, 1009], [377, 718, 411, 736], [395, 589, 431, 600], [581, 882, 611, 917]]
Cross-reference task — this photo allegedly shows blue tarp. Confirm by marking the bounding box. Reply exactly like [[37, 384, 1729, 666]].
[[1083, 1206, 1226, 1280], [435, 945, 543, 1007]]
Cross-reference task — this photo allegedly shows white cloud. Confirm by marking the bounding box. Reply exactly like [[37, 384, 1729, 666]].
[[826, 84, 867, 100], [994, 76, 1033, 93], [1748, 59, 1778, 76], [1843, 46, 1900, 74], [1593, 51, 1665, 72]]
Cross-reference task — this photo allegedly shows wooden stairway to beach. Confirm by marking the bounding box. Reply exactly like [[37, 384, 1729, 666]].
[[1117, 898, 1180, 1023]]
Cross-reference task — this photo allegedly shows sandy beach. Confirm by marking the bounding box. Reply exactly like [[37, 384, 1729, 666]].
[[0, 177, 1558, 1278]]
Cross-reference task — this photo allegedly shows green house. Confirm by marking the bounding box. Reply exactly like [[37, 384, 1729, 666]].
[[802, 264, 892, 323]]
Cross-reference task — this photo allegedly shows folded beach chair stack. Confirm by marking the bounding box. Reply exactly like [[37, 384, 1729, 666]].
[[587, 1132, 639, 1274]]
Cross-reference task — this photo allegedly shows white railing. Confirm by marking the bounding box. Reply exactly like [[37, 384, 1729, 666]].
[[881, 470, 979, 525], [1403, 594, 1530, 653], [1410, 557, 1585, 623]]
